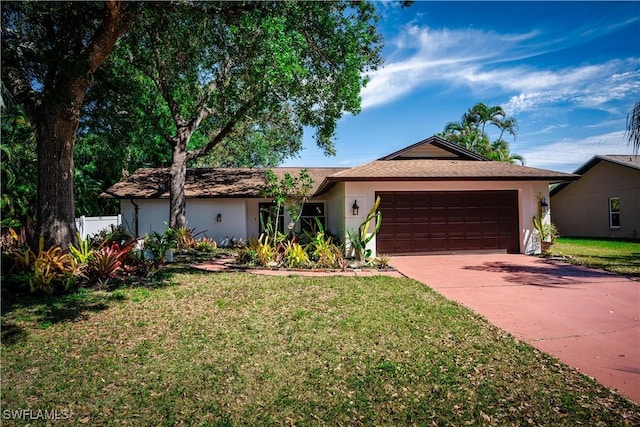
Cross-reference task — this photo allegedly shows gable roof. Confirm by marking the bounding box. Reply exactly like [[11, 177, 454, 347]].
[[314, 159, 578, 194], [550, 155, 640, 196], [577, 155, 640, 172], [103, 135, 579, 199], [314, 136, 578, 193], [378, 136, 488, 161], [101, 167, 346, 199]]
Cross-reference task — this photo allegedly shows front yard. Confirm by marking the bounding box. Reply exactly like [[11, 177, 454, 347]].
[[552, 237, 640, 277], [2, 271, 638, 425]]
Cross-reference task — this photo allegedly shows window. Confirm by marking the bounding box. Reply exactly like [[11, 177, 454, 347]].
[[259, 203, 284, 235], [609, 197, 620, 228], [299, 203, 325, 235]]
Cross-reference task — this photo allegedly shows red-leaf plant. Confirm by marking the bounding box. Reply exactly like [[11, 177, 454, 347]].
[[89, 242, 134, 280]]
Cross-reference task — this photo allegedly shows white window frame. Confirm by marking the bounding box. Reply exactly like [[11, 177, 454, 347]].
[[609, 197, 620, 229]]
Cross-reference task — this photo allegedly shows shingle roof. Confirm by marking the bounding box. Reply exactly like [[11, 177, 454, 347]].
[[323, 159, 577, 180], [585, 155, 640, 171], [102, 136, 581, 199], [101, 167, 346, 199]]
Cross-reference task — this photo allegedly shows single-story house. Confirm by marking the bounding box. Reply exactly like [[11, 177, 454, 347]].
[[550, 155, 640, 239], [102, 136, 578, 255]]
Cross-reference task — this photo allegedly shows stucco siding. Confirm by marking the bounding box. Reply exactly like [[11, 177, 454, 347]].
[[120, 199, 168, 237], [120, 198, 247, 243], [552, 162, 640, 239], [186, 199, 246, 243]]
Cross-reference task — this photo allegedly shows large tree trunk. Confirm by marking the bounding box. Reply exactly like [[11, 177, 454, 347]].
[[166, 100, 254, 229], [169, 135, 189, 229], [2, 2, 133, 250], [35, 106, 80, 250]]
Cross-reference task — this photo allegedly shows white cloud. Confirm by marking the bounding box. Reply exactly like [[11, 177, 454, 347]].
[[520, 130, 633, 172], [362, 25, 536, 108], [361, 23, 640, 115]]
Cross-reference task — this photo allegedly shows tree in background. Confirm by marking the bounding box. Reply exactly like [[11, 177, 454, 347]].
[[1, 108, 36, 227], [115, 2, 383, 229], [439, 102, 524, 164], [627, 100, 640, 154], [74, 40, 176, 216], [2, 1, 390, 246], [1, 1, 137, 249]]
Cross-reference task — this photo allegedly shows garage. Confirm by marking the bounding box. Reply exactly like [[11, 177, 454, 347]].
[[376, 190, 520, 254]]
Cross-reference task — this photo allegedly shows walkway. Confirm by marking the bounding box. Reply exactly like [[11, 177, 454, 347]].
[[390, 254, 640, 404]]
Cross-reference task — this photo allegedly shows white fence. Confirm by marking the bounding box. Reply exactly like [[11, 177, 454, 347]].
[[75, 215, 122, 240]]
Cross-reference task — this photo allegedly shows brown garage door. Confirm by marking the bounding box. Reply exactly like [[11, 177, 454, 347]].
[[376, 191, 520, 254]]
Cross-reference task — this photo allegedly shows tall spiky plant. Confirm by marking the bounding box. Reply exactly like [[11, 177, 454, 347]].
[[348, 196, 382, 261]]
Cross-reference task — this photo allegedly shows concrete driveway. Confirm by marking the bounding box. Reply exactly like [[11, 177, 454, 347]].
[[390, 254, 640, 404]]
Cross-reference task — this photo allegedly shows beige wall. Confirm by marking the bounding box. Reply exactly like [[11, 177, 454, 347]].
[[551, 162, 640, 239]]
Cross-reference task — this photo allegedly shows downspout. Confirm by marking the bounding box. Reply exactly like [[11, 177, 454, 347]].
[[130, 199, 139, 237]]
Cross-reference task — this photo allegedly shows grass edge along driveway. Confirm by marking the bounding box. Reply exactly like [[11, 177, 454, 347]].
[[2, 273, 639, 426]]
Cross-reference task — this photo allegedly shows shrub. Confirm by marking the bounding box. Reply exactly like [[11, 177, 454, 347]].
[[347, 196, 382, 261], [89, 224, 132, 248], [69, 233, 94, 265], [194, 237, 217, 253], [7, 237, 79, 294], [284, 241, 309, 268], [163, 226, 198, 251], [87, 242, 135, 282], [143, 229, 177, 261], [374, 255, 391, 269], [258, 235, 278, 266], [308, 231, 343, 268], [236, 246, 259, 266]]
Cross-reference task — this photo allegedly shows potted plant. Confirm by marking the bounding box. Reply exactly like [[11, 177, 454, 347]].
[[532, 216, 558, 254], [144, 229, 178, 262], [162, 227, 179, 262]]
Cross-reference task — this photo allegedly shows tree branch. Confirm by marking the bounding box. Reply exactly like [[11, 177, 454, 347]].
[[2, 67, 41, 119], [186, 97, 257, 161], [84, 1, 135, 73]]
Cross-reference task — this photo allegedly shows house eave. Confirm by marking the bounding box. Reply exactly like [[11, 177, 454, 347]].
[[315, 175, 579, 194]]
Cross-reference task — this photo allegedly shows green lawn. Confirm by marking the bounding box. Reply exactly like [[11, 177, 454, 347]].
[[2, 272, 638, 425], [552, 237, 640, 277]]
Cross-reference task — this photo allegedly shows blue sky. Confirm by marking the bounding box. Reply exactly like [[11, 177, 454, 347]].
[[283, 1, 640, 173]]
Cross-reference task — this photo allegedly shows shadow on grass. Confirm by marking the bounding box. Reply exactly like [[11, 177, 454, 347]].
[[462, 258, 623, 287], [0, 262, 212, 346], [0, 289, 116, 345], [561, 253, 640, 277]]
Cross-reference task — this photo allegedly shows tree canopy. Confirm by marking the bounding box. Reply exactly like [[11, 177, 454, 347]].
[[2, 1, 137, 248], [1, 1, 385, 247], [114, 1, 383, 228], [438, 102, 524, 165]]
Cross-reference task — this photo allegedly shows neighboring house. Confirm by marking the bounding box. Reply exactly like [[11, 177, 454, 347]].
[[551, 155, 640, 240], [102, 136, 578, 255]]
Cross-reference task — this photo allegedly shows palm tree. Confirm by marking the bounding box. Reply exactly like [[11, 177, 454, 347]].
[[463, 103, 506, 135], [497, 116, 518, 141], [439, 102, 523, 163], [627, 100, 640, 154], [489, 139, 525, 165]]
